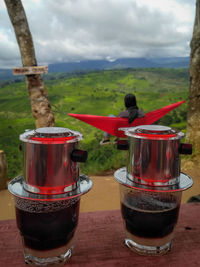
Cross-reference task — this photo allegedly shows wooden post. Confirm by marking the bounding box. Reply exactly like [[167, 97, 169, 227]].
[[0, 150, 8, 190], [186, 0, 200, 151], [4, 0, 55, 128]]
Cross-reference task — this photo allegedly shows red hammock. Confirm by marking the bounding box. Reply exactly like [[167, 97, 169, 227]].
[[68, 100, 186, 138]]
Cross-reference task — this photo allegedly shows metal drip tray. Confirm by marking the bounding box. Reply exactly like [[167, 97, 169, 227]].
[[8, 174, 92, 201], [114, 167, 193, 192]]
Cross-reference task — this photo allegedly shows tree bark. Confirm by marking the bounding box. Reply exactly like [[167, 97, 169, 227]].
[[186, 0, 200, 151], [4, 0, 55, 128], [0, 150, 8, 190]]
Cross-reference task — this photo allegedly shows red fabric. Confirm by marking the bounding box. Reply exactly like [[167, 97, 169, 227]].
[[0, 204, 199, 267], [68, 100, 185, 137]]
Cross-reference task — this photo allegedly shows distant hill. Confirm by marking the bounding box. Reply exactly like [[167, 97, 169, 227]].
[[0, 57, 189, 81], [0, 69, 14, 81], [48, 57, 190, 73]]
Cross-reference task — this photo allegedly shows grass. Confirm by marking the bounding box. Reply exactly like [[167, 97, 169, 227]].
[[0, 68, 190, 178]]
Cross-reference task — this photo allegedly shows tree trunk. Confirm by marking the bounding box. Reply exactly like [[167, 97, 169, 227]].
[[0, 150, 8, 190], [4, 0, 55, 128], [186, 0, 200, 151]]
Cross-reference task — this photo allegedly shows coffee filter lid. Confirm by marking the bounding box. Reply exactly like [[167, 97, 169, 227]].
[[114, 167, 193, 192], [20, 127, 83, 144], [120, 125, 184, 140], [8, 175, 92, 201]]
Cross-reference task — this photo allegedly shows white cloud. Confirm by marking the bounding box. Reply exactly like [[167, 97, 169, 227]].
[[0, 0, 196, 68]]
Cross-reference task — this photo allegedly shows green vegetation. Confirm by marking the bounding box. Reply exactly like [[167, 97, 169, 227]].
[[0, 68, 189, 179]]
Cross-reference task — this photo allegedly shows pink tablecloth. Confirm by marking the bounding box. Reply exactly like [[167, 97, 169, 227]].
[[0, 203, 199, 267]]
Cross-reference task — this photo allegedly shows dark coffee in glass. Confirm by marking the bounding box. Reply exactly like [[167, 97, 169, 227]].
[[121, 202, 180, 239], [119, 185, 182, 255], [14, 197, 80, 266]]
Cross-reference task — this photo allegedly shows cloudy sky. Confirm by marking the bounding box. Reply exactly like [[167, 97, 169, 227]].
[[0, 0, 196, 68]]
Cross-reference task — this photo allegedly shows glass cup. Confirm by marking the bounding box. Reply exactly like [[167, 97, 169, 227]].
[[14, 196, 80, 266], [119, 184, 182, 256]]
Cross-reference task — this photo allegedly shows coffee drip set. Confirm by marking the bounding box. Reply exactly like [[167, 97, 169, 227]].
[[8, 125, 193, 266]]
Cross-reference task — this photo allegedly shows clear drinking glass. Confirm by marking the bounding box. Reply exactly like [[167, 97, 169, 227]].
[[119, 184, 182, 256], [14, 196, 80, 266]]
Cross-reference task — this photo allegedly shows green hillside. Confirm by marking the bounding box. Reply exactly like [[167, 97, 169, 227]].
[[0, 68, 189, 179]]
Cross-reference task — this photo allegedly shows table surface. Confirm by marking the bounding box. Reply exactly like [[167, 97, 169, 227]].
[[0, 203, 199, 267]]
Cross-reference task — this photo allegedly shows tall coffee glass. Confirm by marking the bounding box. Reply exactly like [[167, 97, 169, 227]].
[[119, 184, 182, 256], [14, 195, 80, 266]]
